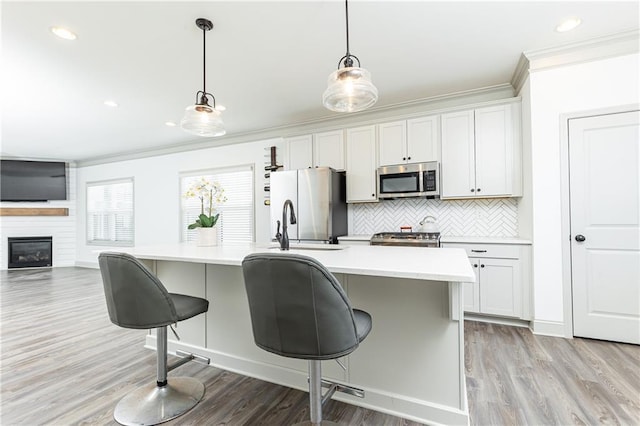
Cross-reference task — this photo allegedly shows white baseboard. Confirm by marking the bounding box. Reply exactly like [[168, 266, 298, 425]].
[[75, 261, 99, 269], [531, 320, 568, 338], [145, 335, 469, 426], [464, 313, 531, 329]]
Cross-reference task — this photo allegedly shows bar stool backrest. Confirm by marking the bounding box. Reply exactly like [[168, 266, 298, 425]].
[[99, 252, 177, 329], [242, 252, 360, 360]]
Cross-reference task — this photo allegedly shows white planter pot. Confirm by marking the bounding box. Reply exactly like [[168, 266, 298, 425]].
[[196, 227, 218, 246]]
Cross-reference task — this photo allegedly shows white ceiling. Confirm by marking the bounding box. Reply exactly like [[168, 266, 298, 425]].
[[2, 1, 638, 163]]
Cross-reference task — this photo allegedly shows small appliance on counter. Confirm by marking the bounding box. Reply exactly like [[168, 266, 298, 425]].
[[418, 215, 439, 233]]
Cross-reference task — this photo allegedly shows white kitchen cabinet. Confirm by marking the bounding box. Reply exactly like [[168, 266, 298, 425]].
[[441, 103, 521, 199], [286, 130, 345, 171], [378, 116, 439, 166], [407, 116, 440, 163], [346, 125, 378, 203], [442, 241, 531, 320], [287, 135, 314, 170], [314, 130, 345, 170]]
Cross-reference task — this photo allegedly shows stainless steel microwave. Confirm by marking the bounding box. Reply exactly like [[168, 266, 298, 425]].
[[377, 161, 440, 199]]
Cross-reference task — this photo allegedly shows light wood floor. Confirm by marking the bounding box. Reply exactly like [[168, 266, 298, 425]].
[[1, 267, 639, 425]]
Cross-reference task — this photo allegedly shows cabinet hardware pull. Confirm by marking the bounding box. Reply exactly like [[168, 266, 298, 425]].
[[480, 264, 485, 268], [402, 157, 406, 161], [407, 156, 411, 160], [477, 188, 481, 192], [473, 264, 478, 268], [470, 188, 475, 192], [471, 250, 487, 253]]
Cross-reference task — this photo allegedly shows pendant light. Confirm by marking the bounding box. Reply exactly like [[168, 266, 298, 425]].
[[322, 0, 378, 113], [181, 18, 225, 137]]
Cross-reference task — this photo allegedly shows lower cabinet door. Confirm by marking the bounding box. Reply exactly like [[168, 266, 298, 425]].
[[464, 258, 481, 313], [478, 258, 521, 318]]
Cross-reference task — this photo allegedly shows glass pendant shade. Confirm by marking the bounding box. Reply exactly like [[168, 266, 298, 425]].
[[181, 104, 226, 137], [182, 18, 225, 138], [323, 66, 378, 113]]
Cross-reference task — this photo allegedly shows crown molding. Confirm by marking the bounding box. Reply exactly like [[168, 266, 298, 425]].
[[526, 30, 639, 72], [510, 53, 530, 94], [510, 30, 639, 95], [77, 84, 514, 167]]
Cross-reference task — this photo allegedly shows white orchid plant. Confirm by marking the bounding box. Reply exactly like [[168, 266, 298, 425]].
[[184, 178, 227, 229]]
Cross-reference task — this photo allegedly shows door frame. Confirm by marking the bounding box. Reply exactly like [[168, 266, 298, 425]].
[[559, 103, 640, 339]]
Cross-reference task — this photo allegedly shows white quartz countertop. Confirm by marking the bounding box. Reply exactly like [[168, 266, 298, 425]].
[[337, 235, 374, 242], [440, 236, 532, 245], [338, 234, 532, 245], [118, 242, 475, 283]]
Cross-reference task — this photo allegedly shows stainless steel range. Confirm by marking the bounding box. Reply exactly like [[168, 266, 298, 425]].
[[370, 232, 441, 248]]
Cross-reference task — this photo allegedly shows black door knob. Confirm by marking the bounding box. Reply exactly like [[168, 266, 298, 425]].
[[575, 234, 586, 242]]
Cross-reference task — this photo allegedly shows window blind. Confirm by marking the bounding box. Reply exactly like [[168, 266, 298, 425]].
[[180, 166, 254, 243], [86, 178, 134, 246]]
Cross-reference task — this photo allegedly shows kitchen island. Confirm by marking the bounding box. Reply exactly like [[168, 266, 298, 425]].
[[121, 243, 475, 425]]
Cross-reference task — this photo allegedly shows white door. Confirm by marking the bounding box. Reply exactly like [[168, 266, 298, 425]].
[[570, 110, 640, 344]]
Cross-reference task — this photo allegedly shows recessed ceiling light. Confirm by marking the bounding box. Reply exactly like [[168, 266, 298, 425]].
[[51, 26, 77, 40], [556, 17, 582, 33], [104, 100, 118, 107], [165, 121, 177, 127], [215, 105, 226, 112]]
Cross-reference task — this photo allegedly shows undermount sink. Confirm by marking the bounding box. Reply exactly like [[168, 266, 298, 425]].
[[267, 243, 346, 251]]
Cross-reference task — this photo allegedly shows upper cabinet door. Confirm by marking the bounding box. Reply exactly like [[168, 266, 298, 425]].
[[378, 121, 407, 166], [441, 102, 521, 199], [314, 130, 345, 171], [346, 125, 378, 203], [441, 110, 475, 198], [407, 115, 440, 163], [286, 135, 313, 170], [475, 104, 512, 197]]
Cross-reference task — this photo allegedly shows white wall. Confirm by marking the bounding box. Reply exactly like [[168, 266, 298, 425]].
[[75, 138, 284, 267], [528, 53, 639, 328], [0, 166, 77, 269]]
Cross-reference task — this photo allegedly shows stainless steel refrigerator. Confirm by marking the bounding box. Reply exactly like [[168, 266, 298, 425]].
[[270, 167, 347, 243]]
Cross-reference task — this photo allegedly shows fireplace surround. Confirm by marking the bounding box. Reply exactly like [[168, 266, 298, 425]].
[[8, 236, 53, 269]]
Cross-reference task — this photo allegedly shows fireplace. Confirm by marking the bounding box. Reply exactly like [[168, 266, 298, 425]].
[[8, 236, 53, 269]]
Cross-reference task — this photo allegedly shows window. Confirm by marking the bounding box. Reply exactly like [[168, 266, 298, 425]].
[[180, 166, 254, 243], [86, 178, 134, 246]]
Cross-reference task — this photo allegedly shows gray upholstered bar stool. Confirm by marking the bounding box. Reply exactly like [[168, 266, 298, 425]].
[[242, 252, 372, 425], [99, 252, 210, 426]]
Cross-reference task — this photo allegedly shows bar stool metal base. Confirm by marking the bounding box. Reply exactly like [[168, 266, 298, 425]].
[[113, 377, 204, 426]]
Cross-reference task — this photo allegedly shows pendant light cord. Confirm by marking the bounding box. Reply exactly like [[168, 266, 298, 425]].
[[202, 25, 207, 94], [345, 0, 350, 58]]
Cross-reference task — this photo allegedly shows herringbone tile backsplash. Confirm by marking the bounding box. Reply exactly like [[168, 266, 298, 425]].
[[350, 198, 518, 236]]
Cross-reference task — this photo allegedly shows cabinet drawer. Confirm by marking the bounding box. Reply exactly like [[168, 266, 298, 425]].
[[444, 243, 520, 259]]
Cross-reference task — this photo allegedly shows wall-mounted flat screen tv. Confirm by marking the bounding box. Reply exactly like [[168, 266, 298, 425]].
[[1, 160, 67, 201]]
